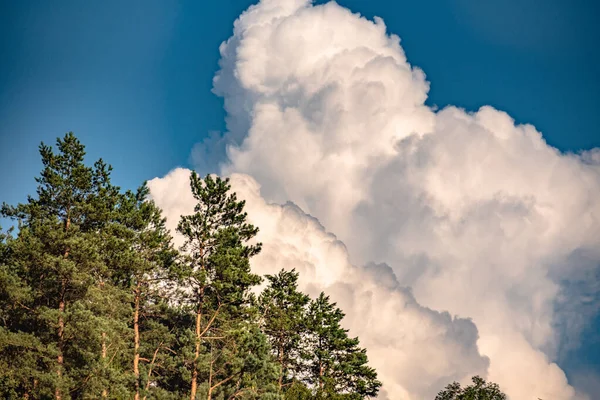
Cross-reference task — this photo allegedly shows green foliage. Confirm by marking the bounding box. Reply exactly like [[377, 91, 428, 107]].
[[284, 381, 314, 400], [0, 133, 178, 398], [0, 133, 381, 400], [176, 171, 261, 302], [1, 133, 123, 398], [259, 272, 380, 399], [106, 183, 179, 398], [175, 172, 277, 399], [304, 293, 381, 399], [435, 376, 507, 400], [259, 269, 310, 391]]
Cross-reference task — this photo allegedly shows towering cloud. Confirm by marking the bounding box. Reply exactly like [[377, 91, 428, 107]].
[[149, 168, 489, 399], [153, 0, 600, 398]]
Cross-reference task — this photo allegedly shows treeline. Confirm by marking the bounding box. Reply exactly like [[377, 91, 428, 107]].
[[0, 133, 381, 399], [0, 133, 510, 400]]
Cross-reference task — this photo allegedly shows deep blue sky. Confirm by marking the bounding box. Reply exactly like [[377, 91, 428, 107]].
[[1, 0, 599, 388], [1, 0, 599, 205]]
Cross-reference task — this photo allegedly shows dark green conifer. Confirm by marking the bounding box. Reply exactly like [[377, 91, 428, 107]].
[[176, 172, 278, 400], [304, 293, 381, 399], [0, 224, 46, 398], [259, 269, 310, 393], [1, 133, 121, 398], [102, 183, 179, 399], [0, 134, 382, 400]]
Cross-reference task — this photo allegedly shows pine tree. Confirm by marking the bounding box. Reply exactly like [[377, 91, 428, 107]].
[[304, 293, 381, 399], [259, 269, 310, 393], [0, 224, 47, 398], [1, 133, 121, 398], [107, 184, 179, 400], [0, 135, 384, 400], [175, 172, 278, 399], [79, 158, 131, 399]]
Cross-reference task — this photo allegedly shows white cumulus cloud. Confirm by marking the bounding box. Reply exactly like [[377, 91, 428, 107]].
[[152, 0, 600, 398], [148, 168, 489, 399]]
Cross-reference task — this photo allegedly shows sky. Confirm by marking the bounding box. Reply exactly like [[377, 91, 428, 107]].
[[1, 0, 600, 398], [1, 0, 598, 205]]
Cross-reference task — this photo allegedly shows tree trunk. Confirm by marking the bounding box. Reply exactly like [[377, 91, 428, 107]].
[[190, 305, 202, 400], [101, 331, 108, 398], [134, 287, 141, 400], [142, 341, 163, 400], [319, 362, 324, 390]]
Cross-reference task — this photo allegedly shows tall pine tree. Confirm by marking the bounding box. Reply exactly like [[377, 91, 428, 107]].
[[175, 172, 278, 399], [0, 134, 383, 400], [0, 224, 46, 398], [304, 293, 381, 399], [1, 133, 121, 398], [109, 184, 179, 400], [259, 269, 310, 394], [259, 273, 381, 400]]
